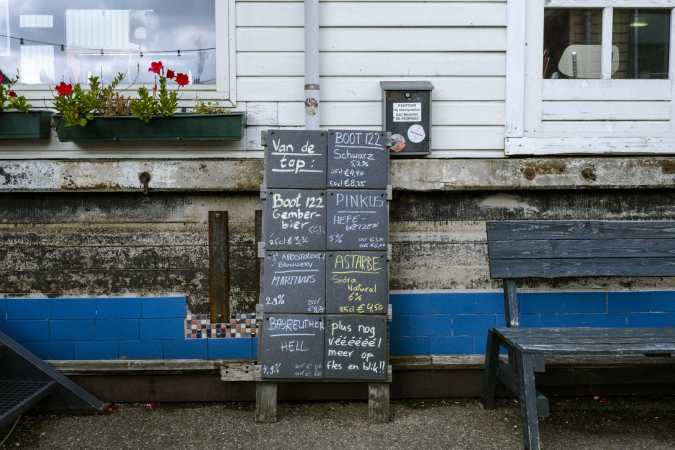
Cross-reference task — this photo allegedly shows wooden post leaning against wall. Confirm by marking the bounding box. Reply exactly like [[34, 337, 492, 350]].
[[209, 211, 230, 323]]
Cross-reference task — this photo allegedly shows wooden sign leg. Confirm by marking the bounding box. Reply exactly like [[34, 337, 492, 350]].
[[255, 382, 278, 423], [368, 383, 390, 423]]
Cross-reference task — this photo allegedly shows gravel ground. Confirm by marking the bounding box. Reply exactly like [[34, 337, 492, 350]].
[[2, 397, 675, 450]]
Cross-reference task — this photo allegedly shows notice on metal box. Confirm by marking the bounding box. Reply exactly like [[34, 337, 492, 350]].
[[392, 102, 422, 122]]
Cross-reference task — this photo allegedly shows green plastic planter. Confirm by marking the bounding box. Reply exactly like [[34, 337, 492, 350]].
[[55, 113, 245, 142], [0, 111, 53, 140]]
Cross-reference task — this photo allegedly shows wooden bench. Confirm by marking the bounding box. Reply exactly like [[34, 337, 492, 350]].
[[480, 220, 675, 450]]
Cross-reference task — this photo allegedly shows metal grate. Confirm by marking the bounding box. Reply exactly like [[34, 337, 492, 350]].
[[0, 380, 53, 417]]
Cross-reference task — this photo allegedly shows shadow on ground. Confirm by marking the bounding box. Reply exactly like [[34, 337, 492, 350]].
[[1, 397, 675, 449]]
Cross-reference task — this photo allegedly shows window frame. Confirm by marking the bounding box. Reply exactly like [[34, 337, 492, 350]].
[[506, 0, 675, 155], [7, 0, 237, 106]]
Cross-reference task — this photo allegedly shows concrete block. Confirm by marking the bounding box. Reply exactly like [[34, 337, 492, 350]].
[[119, 341, 163, 359], [75, 341, 119, 359], [391, 336, 429, 356], [51, 320, 96, 341], [140, 318, 186, 340], [608, 291, 675, 313], [452, 315, 497, 336], [141, 296, 187, 318], [96, 298, 142, 319], [95, 319, 140, 340], [208, 338, 253, 359], [162, 339, 208, 359], [51, 298, 98, 319], [6, 299, 52, 320], [1, 320, 49, 342], [431, 336, 473, 355]]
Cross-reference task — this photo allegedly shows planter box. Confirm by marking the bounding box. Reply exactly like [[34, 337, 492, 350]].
[[55, 113, 245, 142], [0, 111, 52, 140]]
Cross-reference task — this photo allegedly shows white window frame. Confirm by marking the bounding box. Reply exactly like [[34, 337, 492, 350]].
[[11, 0, 237, 106], [506, 0, 675, 155]]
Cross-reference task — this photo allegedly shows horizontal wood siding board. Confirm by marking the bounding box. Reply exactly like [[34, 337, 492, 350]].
[[237, 77, 505, 102], [489, 257, 675, 279], [236, 2, 507, 27], [542, 79, 671, 101], [277, 101, 504, 126], [236, 27, 507, 52], [486, 221, 675, 241], [542, 101, 671, 122], [237, 52, 506, 76], [488, 238, 675, 259]]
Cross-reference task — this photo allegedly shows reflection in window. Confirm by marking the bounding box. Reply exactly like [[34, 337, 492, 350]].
[[0, 0, 216, 86], [613, 9, 670, 79], [544, 9, 603, 79]]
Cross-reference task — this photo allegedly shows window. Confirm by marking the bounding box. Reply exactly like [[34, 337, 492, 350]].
[[0, 0, 234, 100], [544, 9, 603, 79], [613, 9, 671, 79], [507, 1, 675, 155]]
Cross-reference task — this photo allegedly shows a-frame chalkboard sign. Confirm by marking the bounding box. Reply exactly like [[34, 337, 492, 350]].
[[256, 129, 392, 423]]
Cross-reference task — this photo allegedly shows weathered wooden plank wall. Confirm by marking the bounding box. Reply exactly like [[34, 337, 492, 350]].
[[2, 189, 675, 314]]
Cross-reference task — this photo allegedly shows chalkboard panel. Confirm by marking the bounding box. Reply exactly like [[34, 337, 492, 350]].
[[260, 315, 324, 379], [325, 315, 388, 380], [263, 252, 326, 314], [265, 189, 326, 251], [326, 252, 388, 314], [327, 190, 389, 251], [265, 130, 327, 189], [327, 130, 389, 189]]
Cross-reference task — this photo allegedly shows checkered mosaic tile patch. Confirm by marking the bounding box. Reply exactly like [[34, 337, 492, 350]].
[[186, 313, 257, 339]]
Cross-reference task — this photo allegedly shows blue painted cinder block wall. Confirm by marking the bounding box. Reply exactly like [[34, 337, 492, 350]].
[[1, 291, 675, 360]]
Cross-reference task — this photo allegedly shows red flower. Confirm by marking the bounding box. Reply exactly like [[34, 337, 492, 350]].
[[0, 73, 4, 84], [55, 82, 73, 97], [8, 90, 17, 98], [175, 73, 189, 87], [166, 70, 175, 79], [148, 61, 164, 75]]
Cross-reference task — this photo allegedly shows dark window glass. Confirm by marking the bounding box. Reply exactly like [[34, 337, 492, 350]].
[[612, 9, 670, 79], [544, 9, 603, 79]]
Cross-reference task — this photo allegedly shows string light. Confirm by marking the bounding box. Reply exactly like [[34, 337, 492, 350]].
[[0, 33, 214, 56]]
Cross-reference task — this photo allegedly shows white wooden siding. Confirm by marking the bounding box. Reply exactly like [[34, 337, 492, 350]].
[[236, 0, 507, 156], [1, 0, 508, 159]]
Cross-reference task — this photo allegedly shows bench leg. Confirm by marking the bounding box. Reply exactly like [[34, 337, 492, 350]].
[[516, 352, 541, 450], [480, 329, 500, 410]]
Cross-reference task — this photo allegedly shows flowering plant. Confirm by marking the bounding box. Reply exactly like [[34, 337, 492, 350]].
[[53, 61, 226, 127], [130, 61, 190, 123], [0, 71, 30, 113]]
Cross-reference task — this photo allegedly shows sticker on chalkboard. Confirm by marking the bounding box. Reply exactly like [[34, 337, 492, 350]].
[[325, 315, 388, 380], [260, 315, 324, 379], [263, 252, 326, 314], [264, 189, 326, 251], [265, 130, 327, 189], [327, 130, 389, 189], [326, 252, 388, 315], [327, 190, 389, 251]]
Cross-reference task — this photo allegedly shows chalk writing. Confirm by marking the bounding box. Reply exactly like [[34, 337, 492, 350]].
[[327, 190, 388, 250], [265, 130, 327, 189], [327, 252, 388, 314], [325, 316, 387, 380], [259, 315, 324, 379], [328, 130, 388, 189], [265, 189, 326, 251], [263, 252, 326, 314]]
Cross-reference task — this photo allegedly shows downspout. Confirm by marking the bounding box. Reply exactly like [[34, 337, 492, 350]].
[[304, 0, 320, 129]]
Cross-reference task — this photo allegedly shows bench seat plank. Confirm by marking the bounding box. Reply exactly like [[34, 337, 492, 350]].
[[489, 239, 675, 259], [490, 257, 675, 279], [495, 328, 675, 355], [487, 221, 675, 241]]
